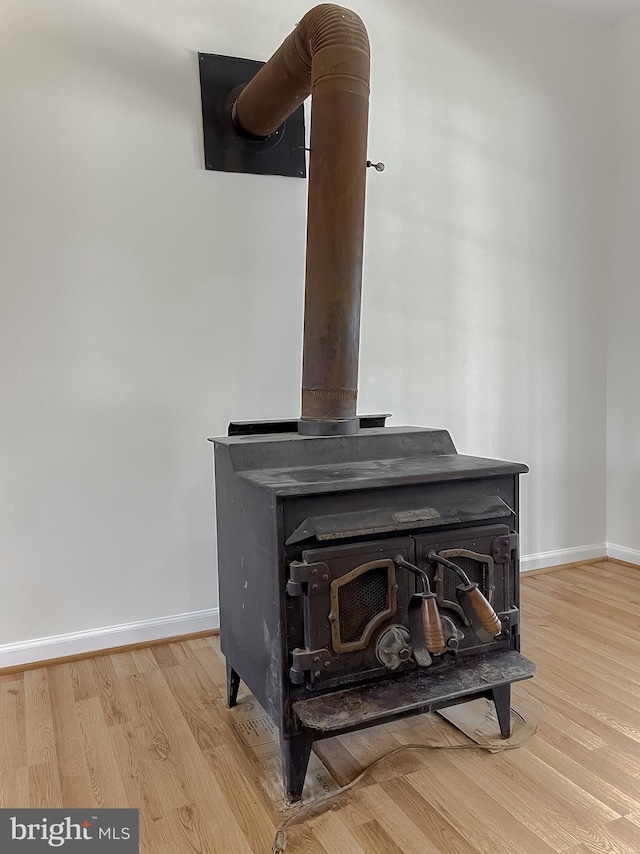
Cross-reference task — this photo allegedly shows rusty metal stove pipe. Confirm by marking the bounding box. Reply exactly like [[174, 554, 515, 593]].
[[233, 5, 370, 436]]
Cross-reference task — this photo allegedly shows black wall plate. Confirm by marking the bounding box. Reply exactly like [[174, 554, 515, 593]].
[[198, 53, 306, 179]]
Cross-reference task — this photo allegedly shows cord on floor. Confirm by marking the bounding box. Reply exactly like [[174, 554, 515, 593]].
[[272, 710, 535, 854]]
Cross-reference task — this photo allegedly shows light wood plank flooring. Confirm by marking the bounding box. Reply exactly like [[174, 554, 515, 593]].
[[1, 559, 640, 853]]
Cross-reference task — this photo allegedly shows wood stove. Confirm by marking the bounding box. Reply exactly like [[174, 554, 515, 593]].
[[205, 3, 534, 801], [210, 418, 534, 800]]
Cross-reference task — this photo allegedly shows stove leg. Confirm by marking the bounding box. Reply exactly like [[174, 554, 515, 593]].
[[492, 683, 512, 739], [226, 661, 241, 708], [281, 731, 313, 803]]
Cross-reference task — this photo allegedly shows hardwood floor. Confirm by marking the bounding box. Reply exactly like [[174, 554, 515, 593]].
[[1, 559, 640, 853]]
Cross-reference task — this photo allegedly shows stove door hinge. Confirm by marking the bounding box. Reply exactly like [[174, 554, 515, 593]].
[[491, 532, 519, 564], [290, 647, 331, 684], [499, 607, 520, 637], [286, 560, 330, 598]]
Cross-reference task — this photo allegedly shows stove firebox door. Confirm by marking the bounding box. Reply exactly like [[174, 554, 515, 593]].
[[414, 524, 516, 648], [289, 538, 415, 688]]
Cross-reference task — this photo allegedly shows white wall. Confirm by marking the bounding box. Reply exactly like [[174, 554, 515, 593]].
[[0, 0, 611, 655], [608, 12, 640, 558]]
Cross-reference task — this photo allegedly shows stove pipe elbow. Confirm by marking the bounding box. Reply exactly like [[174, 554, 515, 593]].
[[233, 5, 371, 436]]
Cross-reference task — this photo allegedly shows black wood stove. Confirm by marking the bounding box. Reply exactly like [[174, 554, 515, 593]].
[[211, 417, 534, 801], [205, 4, 534, 801]]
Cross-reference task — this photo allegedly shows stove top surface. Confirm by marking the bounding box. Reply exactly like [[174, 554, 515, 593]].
[[211, 425, 528, 495]]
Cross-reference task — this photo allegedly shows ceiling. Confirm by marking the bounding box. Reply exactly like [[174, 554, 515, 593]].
[[518, 0, 640, 24]]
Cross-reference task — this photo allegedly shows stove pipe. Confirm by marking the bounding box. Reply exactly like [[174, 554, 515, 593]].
[[233, 5, 371, 436]]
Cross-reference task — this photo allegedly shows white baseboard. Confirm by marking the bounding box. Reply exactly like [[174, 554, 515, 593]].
[[520, 543, 608, 572], [606, 543, 640, 566], [0, 608, 219, 670]]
